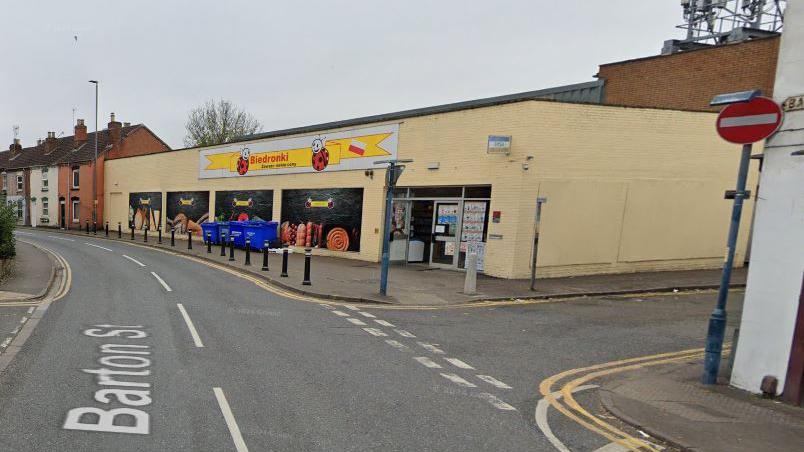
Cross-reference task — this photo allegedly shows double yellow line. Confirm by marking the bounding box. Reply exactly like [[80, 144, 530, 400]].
[[538, 346, 728, 451]]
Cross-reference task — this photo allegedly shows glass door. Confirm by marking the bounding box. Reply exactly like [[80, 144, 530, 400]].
[[430, 202, 460, 267]]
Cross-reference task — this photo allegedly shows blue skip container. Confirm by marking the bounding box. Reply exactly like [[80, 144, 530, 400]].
[[200, 222, 221, 244], [241, 221, 279, 250]]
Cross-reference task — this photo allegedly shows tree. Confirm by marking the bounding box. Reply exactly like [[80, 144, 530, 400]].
[[184, 99, 262, 147]]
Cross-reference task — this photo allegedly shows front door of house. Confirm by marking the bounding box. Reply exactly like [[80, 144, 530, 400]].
[[59, 199, 66, 229], [430, 202, 460, 268]]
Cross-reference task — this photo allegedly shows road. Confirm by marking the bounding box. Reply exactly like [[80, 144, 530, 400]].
[[0, 229, 743, 451]]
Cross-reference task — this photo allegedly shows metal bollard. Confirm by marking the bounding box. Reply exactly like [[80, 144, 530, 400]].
[[463, 252, 478, 295], [117, 222, 122, 238], [170, 228, 175, 247], [93, 222, 97, 235], [187, 230, 193, 250], [157, 227, 162, 244], [206, 232, 212, 253], [244, 238, 251, 266], [144, 227, 148, 243], [302, 248, 312, 286], [130, 225, 135, 240], [220, 232, 228, 256], [261, 241, 269, 271], [280, 248, 289, 277], [86, 221, 90, 234], [105, 221, 109, 237], [228, 235, 235, 261]]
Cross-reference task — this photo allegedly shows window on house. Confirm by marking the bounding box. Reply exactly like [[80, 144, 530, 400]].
[[72, 199, 80, 222], [41, 168, 49, 190], [16, 200, 23, 219], [42, 197, 49, 217], [1, 173, 6, 191], [17, 175, 23, 191], [72, 168, 80, 188]]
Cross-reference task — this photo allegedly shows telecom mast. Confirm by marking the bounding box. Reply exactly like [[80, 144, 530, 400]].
[[663, 0, 786, 54]]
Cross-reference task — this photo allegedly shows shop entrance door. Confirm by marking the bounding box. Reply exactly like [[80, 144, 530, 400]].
[[431, 202, 460, 268]]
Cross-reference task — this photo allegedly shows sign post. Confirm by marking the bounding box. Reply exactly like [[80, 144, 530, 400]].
[[375, 159, 413, 296], [702, 92, 783, 385]]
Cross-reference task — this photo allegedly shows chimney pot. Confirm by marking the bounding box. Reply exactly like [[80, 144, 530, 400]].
[[107, 112, 122, 145], [110, 112, 116, 122], [74, 118, 88, 143]]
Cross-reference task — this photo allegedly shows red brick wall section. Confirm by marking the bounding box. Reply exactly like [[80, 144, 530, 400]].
[[105, 127, 170, 160], [598, 36, 780, 112]]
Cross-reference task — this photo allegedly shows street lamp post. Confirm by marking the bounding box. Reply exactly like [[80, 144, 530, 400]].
[[375, 159, 413, 296], [89, 80, 98, 226]]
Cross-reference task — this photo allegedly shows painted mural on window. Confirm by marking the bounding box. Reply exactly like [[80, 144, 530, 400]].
[[214, 190, 273, 222], [280, 188, 363, 252], [128, 192, 163, 230], [166, 191, 210, 234]]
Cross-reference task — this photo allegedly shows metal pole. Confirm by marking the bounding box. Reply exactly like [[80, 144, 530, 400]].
[[302, 248, 312, 285], [220, 232, 227, 256], [130, 224, 134, 240], [144, 227, 148, 243], [244, 238, 251, 265], [702, 143, 753, 385], [262, 242, 269, 271], [170, 227, 175, 247], [86, 220, 89, 234], [228, 235, 235, 261], [187, 231, 192, 250], [281, 248, 289, 277], [530, 198, 546, 291], [207, 232, 212, 253], [90, 81, 98, 227], [117, 222, 121, 238], [379, 164, 395, 296], [105, 221, 109, 237], [157, 227, 162, 244], [93, 221, 97, 235]]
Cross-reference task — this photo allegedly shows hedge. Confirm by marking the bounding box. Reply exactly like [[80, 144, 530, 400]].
[[0, 203, 16, 259]]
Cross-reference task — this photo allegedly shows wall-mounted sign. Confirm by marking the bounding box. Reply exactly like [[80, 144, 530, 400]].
[[128, 192, 162, 230], [487, 135, 512, 154], [215, 190, 273, 222], [782, 95, 804, 112], [492, 210, 501, 223], [199, 124, 399, 179]]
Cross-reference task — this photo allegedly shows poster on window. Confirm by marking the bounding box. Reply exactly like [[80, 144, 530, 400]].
[[214, 190, 273, 222], [128, 192, 163, 230], [166, 191, 210, 234], [280, 188, 363, 252]]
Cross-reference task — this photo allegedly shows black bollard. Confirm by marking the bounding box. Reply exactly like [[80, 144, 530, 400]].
[[117, 222, 122, 238], [93, 222, 97, 235], [261, 241, 269, 271], [170, 228, 175, 247], [105, 221, 109, 237], [220, 232, 228, 257], [144, 227, 148, 243], [86, 221, 90, 234], [187, 230, 193, 250], [244, 238, 251, 266], [302, 248, 312, 286], [228, 235, 235, 261], [157, 227, 162, 244], [280, 248, 289, 277], [130, 225, 135, 240], [206, 232, 212, 253]]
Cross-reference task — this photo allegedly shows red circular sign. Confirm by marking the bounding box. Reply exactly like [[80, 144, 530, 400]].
[[716, 96, 783, 144]]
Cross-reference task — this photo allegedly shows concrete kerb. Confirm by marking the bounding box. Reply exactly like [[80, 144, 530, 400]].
[[0, 239, 58, 303]]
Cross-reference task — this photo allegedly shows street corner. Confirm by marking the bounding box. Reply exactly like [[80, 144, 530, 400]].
[[0, 238, 56, 303]]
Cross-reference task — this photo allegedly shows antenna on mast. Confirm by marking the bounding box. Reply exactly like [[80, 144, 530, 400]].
[[12, 125, 19, 140]]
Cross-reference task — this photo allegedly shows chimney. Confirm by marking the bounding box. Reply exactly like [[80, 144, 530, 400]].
[[44, 131, 58, 153], [8, 138, 22, 156], [74, 118, 87, 143], [108, 112, 122, 145]]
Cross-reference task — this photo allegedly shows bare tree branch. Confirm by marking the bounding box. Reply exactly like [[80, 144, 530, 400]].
[[184, 99, 262, 147]]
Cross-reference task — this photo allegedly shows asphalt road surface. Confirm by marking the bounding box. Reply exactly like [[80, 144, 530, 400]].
[[0, 230, 743, 451]]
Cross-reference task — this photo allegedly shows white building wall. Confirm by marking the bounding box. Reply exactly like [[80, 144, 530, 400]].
[[28, 165, 58, 227], [731, 2, 804, 394]]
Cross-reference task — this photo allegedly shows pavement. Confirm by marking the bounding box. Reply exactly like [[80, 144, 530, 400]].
[[599, 359, 804, 452], [22, 226, 747, 306], [0, 239, 54, 302], [0, 227, 763, 451]]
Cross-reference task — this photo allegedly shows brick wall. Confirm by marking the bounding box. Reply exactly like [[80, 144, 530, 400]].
[[105, 126, 170, 160], [598, 36, 780, 111]]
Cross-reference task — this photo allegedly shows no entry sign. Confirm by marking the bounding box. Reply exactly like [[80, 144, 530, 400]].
[[716, 96, 783, 144]]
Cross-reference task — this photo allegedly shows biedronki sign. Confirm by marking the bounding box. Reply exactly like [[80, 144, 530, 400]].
[[199, 124, 399, 179]]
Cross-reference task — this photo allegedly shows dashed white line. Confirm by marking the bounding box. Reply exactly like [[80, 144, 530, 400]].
[[19, 316, 28, 324], [48, 235, 75, 242], [414, 356, 442, 369], [346, 318, 367, 326], [357, 311, 376, 318], [213, 387, 249, 452], [417, 342, 445, 354], [10, 327, 19, 335], [343, 305, 360, 311], [0, 337, 12, 348], [122, 255, 146, 267], [321, 304, 335, 310], [151, 272, 172, 292], [362, 328, 388, 337], [373, 319, 395, 327], [176, 303, 204, 348], [477, 393, 517, 411], [476, 375, 512, 389], [440, 372, 477, 388], [27, 307, 35, 314], [331, 310, 350, 317], [445, 357, 475, 370], [394, 329, 416, 338], [85, 242, 113, 252], [384, 339, 409, 351]]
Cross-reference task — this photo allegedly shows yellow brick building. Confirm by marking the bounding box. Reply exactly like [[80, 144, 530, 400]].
[[104, 95, 756, 279]]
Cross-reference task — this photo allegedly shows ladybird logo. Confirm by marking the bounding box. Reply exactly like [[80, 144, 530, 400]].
[[237, 148, 250, 175]]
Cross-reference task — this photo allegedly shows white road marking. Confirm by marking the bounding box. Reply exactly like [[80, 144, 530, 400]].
[[332, 310, 350, 317], [85, 242, 113, 252], [535, 384, 598, 452], [0, 337, 11, 348], [48, 235, 75, 242], [439, 372, 476, 388], [357, 311, 376, 318], [20, 316, 28, 324], [417, 342, 445, 354], [346, 318, 366, 326], [384, 339, 409, 351], [413, 356, 442, 369], [477, 393, 517, 411], [122, 255, 146, 267], [373, 319, 395, 327], [13, 231, 35, 236], [27, 307, 35, 314], [394, 329, 416, 338], [593, 443, 631, 452], [362, 328, 388, 337], [176, 303, 204, 348], [213, 387, 249, 452], [476, 375, 512, 389], [10, 327, 20, 335], [151, 272, 172, 292], [445, 357, 475, 370], [343, 305, 360, 311], [321, 304, 335, 310], [719, 113, 778, 127]]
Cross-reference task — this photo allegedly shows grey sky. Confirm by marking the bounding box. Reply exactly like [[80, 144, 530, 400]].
[[1, 1, 682, 149]]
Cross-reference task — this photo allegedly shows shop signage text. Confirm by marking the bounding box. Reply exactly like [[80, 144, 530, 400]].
[[782, 94, 804, 112], [487, 135, 511, 154]]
